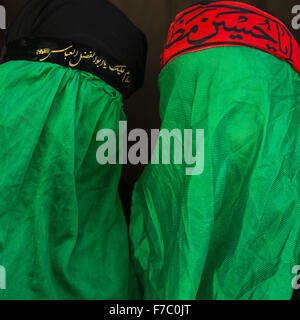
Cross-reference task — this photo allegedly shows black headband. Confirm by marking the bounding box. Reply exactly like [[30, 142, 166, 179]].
[[1, 0, 147, 100]]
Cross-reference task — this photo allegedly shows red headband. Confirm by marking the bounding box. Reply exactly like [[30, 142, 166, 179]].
[[161, 1, 300, 74]]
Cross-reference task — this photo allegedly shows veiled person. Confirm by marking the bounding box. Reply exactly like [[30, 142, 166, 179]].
[[0, 0, 146, 299]]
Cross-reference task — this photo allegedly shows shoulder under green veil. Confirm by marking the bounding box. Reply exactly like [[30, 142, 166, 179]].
[[130, 46, 300, 300], [0, 61, 138, 299]]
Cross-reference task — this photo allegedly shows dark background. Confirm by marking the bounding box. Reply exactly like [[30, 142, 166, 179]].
[[0, 0, 299, 186]]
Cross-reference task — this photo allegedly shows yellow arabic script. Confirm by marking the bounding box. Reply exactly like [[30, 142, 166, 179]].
[[36, 46, 131, 84]]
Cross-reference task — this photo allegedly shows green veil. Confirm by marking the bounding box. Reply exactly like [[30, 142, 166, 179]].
[[130, 5, 300, 300], [0, 61, 135, 299], [0, 0, 146, 300]]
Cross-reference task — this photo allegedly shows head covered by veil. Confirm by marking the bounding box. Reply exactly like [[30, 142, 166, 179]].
[[130, 1, 300, 300], [0, 0, 146, 299]]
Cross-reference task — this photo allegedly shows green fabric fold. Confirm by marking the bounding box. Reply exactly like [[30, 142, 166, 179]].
[[0, 60, 138, 299], [130, 47, 300, 300]]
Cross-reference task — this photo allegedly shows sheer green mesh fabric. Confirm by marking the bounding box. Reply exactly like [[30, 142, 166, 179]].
[[0, 61, 138, 299], [130, 47, 300, 300]]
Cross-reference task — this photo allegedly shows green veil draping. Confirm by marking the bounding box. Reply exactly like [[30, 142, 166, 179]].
[[0, 61, 139, 299], [130, 47, 300, 300]]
